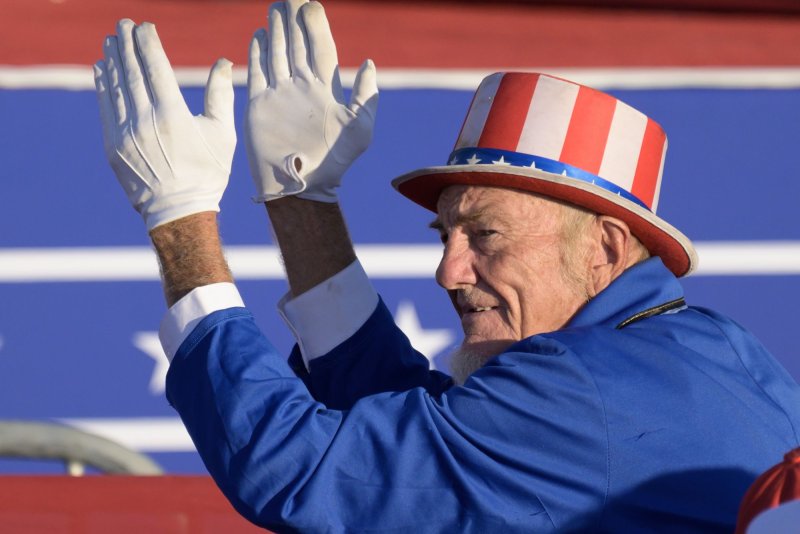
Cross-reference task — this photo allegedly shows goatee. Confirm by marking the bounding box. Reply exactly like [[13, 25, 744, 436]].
[[448, 343, 507, 385]]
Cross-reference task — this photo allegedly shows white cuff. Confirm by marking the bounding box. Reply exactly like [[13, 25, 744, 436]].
[[159, 282, 245, 361], [278, 260, 378, 368]]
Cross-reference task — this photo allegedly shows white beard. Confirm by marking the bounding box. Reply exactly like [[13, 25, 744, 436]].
[[448, 345, 498, 385]]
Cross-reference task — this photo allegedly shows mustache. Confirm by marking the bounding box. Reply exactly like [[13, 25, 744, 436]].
[[454, 288, 501, 310]]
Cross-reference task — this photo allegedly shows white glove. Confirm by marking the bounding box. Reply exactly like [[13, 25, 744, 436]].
[[94, 19, 236, 230], [245, 0, 378, 203]]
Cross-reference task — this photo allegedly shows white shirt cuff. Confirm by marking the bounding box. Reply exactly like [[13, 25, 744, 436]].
[[159, 282, 245, 361], [278, 260, 378, 368]]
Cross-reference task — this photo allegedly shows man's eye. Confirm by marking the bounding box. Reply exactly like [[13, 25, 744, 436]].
[[477, 229, 497, 238]]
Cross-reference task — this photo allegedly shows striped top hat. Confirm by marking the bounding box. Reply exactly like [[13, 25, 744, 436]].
[[392, 72, 697, 277]]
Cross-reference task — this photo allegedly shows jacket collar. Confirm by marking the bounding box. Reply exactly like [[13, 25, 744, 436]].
[[566, 257, 686, 330]]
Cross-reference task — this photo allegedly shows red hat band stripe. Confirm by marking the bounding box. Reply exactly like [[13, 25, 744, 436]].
[[559, 86, 617, 176], [477, 73, 539, 151], [631, 119, 667, 210], [651, 140, 668, 211]]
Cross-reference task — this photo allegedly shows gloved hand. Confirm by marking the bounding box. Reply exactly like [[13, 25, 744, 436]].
[[245, 0, 378, 203], [94, 19, 236, 231]]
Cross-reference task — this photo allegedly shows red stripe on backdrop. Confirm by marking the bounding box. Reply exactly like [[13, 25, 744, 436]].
[[2, 1, 800, 67], [477, 74, 539, 151], [559, 87, 616, 175], [630, 119, 667, 209]]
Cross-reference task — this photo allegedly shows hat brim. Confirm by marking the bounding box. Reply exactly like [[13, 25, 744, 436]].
[[392, 165, 697, 277]]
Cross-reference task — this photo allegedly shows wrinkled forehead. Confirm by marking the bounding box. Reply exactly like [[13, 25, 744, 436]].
[[434, 184, 568, 226]]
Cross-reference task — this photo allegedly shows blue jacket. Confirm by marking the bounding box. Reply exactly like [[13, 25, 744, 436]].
[[166, 258, 800, 533]]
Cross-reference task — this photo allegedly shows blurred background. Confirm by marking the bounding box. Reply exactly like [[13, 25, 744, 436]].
[[1, 0, 800, 475]]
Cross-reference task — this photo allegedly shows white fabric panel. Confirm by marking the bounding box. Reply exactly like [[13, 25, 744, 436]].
[[159, 282, 245, 361], [517, 75, 579, 159], [598, 101, 648, 188], [278, 260, 379, 368], [454, 73, 503, 149]]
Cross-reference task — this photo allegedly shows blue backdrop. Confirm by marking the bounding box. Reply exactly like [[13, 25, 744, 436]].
[[0, 84, 798, 474]]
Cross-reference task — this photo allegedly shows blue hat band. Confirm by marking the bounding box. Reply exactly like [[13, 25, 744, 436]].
[[448, 147, 650, 211]]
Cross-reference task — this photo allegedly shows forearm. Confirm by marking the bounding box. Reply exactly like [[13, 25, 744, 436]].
[[266, 196, 356, 297], [149, 212, 233, 307]]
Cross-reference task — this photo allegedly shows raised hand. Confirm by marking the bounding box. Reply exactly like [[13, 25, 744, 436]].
[[94, 19, 236, 230], [245, 0, 378, 203]]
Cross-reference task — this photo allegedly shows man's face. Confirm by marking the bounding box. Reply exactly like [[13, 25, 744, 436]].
[[433, 185, 593, 359]]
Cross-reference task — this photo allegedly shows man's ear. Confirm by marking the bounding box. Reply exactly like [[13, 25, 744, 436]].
[[589, 215, 637, 297]]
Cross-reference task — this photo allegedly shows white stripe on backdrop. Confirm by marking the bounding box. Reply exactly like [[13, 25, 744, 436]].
[[0, 242, 800, 281], [4, 66, 800, 90], [61, 417, 193, 452]]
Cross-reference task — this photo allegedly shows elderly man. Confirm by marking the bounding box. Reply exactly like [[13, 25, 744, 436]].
[[94, 1, 800, 532]]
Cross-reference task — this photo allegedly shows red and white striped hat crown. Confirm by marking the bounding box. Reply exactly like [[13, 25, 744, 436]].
[[392, 72, 697, 276]]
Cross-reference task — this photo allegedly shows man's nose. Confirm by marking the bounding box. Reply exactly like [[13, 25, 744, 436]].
[[435, 237, 477, 290]]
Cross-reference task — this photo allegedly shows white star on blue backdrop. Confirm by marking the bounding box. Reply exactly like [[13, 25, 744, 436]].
[[133, 332, 170, 395], [393, 300, 456, 370]]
